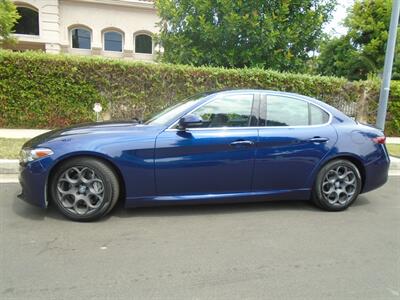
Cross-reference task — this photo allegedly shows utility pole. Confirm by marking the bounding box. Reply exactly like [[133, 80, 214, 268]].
[[376, 0, 400, 130]]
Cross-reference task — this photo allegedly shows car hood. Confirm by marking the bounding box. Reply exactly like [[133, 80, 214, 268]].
[[23, 121, 161, 148]]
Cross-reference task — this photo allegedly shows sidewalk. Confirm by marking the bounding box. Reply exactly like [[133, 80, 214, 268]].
[[0, 128, 50, 139], [387, 137, 400, 144]]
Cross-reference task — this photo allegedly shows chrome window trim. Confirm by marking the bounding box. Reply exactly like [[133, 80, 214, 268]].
[[165, 92, 333, 132]]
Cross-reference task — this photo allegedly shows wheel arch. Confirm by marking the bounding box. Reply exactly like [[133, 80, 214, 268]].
[[315, 153, 366, 191], [46, 152, 126, 206]]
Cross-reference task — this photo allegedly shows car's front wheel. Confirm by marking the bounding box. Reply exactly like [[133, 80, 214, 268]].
[[50, 157, 120, 221], [312, 159, 362, 211]]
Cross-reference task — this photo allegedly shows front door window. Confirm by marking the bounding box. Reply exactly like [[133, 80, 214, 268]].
[[190, 94, 255, 128]]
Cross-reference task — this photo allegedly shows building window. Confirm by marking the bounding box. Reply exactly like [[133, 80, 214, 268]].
[[104, 31, 123, 52], [71, 28, 91, 49], [135, 34, 152, 54], [14, 7, 39, 35]]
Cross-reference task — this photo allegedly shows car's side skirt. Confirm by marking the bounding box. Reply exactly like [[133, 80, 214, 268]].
[[125, 189, 311, 208]]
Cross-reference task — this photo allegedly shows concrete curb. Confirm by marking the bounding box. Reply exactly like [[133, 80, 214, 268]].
[[390, 156, 400, 171], [1, 157, 399, 175], [0, 159, 19, 174]]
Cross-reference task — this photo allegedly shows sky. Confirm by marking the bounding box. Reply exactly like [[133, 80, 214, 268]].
[[324, 0, 355, 36]]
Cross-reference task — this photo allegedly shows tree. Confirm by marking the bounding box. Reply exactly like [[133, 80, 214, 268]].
[[317, 35, 374, 80], [391, 30, 400, 80], [317, 0, 399, 80], [0, 0, 20, 46], [156, 0, 336, 72]]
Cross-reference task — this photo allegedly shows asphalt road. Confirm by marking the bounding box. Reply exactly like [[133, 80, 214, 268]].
[[0, 178, 399, 300]]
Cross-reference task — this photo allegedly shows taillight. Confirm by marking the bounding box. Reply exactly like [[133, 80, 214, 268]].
[[372, 136, 386, 144]]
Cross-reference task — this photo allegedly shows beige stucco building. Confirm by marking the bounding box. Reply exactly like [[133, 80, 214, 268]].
[[8, 0, 159, 61]]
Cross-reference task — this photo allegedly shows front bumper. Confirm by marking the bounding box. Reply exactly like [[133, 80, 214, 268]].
[[18, 159, 49, 208]]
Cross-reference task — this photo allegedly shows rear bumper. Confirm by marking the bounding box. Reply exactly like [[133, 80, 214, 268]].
[[361, 154, 390, 194], [18, 160, 48, 208]]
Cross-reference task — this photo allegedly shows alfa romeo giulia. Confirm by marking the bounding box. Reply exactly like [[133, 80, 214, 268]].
[[19, 90, 390, 221]]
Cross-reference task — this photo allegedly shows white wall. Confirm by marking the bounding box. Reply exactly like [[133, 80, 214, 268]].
[[11, 0, 159, 60], [59, 0, 158, 59]]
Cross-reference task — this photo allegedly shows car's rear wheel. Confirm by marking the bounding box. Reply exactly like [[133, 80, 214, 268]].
[[50, 157, 119, 221], [312, 159, 361, 211]]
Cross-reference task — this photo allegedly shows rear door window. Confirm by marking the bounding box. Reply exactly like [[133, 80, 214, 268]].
[[259, 95, 329, 126]]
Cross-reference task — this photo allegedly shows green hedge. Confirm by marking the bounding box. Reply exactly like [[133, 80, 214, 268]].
[[0, 50, 399, 135]]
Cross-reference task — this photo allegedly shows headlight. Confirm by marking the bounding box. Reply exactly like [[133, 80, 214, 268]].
[[19, 148, 54, 164]]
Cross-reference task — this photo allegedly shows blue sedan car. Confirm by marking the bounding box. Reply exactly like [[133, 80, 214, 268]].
[[19, 90, 390, 221]]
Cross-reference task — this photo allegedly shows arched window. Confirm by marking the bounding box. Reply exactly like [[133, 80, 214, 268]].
[[71, 28, 91, 49], [104, 31, 123, 52], [14, 6, 39, 35], [135, 34, 152, 54]]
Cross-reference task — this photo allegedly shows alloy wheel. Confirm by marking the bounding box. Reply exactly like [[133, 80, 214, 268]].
[[321, 165, 357, 206], [56, 166, 106, 216]]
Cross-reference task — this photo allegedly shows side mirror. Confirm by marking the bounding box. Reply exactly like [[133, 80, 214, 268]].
[[178, 114, 203, 130]]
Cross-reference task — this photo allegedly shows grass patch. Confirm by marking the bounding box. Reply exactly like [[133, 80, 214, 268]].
[[387, 144, 400, 157], [0, 138, 28, 159]]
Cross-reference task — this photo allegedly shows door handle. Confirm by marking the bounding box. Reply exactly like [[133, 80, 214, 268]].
[[309, 137, 329, 143], [230, 140, 255, 146]]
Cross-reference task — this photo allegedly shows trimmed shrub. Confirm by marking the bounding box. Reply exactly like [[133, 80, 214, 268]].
[[0, 50, 398, 135], [359, 79, 400, 136]]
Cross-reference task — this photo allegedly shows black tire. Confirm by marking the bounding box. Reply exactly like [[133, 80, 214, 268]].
[[312, 159, 362, 211], [50, 157, 120, 221]]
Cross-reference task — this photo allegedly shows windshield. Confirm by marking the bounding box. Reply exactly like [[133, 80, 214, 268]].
[[145, 93, 211, 126]]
